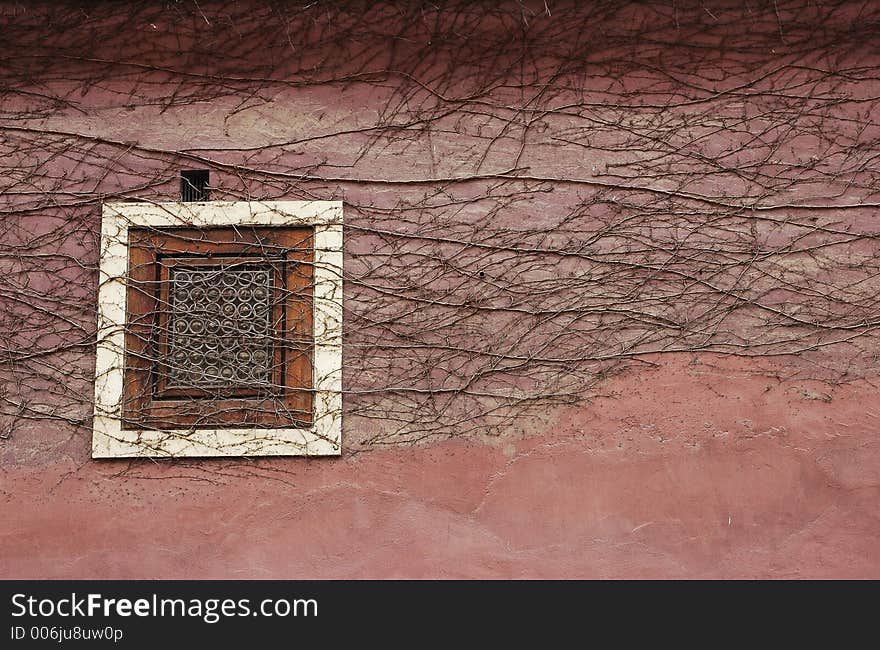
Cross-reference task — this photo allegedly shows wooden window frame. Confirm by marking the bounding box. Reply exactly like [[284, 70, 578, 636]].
[[92, 201, 343, 458], [122, 226, 314, 430]]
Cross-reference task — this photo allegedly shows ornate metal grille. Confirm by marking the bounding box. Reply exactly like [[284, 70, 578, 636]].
[[164, 265, 274, 388]]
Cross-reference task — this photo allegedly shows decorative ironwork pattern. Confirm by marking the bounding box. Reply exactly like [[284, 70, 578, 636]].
[[165, 265, 274, 388]]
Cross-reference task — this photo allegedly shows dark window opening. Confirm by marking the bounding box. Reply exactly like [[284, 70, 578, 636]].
[[180, 170, 210, 202]]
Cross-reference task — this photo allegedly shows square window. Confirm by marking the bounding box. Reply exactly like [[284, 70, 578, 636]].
[[93, 201, 342, 458], [123, 226, 314, 429]]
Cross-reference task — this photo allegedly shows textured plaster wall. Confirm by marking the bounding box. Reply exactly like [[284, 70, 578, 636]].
[[3, 354, 878, 579], [1, 1, 878, 578]]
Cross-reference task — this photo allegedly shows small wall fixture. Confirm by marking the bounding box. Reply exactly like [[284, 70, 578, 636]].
[[180, 170, 210, 202]]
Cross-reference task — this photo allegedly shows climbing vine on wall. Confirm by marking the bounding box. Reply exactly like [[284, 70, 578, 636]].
[[1, 0, 879, 457]]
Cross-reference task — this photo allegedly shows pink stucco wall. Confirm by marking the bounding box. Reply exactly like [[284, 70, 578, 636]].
[[4, 354, 879, 579], [1, 1, 878, 578]]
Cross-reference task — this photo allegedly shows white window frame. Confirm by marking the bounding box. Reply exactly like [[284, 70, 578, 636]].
[[92, 200, 343, 458]]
